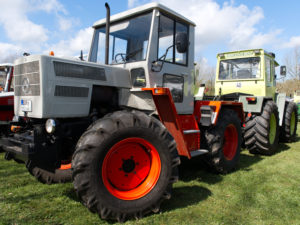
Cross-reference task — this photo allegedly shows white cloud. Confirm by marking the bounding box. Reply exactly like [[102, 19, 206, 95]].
[[0, 43, 23, 63], [0, 0, 74, 55], [48, 27, 93, 58], [282, 36, 300, 49], [0, 0, 48, 48], [128, 0, 281, 52], [128, 0, 140, 8], [57, 16, 73, 31], [33, 0, 67, 14]]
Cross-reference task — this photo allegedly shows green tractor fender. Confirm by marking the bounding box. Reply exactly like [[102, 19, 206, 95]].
[[275, 93, 286, 127], [239, 96, 267, 113], [239, 93, 286, 127]]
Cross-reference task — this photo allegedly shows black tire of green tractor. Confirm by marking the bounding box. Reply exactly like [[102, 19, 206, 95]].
[[204, 109, 242, 174], [72, 110, 180, 222], [244, 115, 260, 155], [27, 163, 72, 184], [245, 101, 279, 155], [280, 101, 298, 142]]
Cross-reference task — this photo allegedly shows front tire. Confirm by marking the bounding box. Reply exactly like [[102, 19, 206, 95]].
[[72, 110, 180, 222], [27, 161, 72, 184], [204, 109, 242, 173], [245, 101, 279, 155], [280, 101, 298, 142]]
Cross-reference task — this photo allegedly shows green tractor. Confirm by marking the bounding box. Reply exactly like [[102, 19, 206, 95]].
[[213, 49, 298, 155]]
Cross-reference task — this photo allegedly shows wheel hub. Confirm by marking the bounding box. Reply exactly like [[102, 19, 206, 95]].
[[122, 158, 136, 173], [223, 124, 238, 160], [102, 137, 161, 200], [269, 113, 277, 144]]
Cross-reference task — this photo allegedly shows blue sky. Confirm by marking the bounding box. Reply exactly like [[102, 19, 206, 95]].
[[0, 0, 300, 71]]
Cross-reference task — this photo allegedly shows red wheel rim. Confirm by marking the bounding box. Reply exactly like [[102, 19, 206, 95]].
[[223, 124, 238, 160], [59, 160, 71, 170], [102, 137, 161, 200]]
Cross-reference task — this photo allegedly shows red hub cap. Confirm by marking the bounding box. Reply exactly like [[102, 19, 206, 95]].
[[223, 124, 238, 160], [102, 137, 161, 200]]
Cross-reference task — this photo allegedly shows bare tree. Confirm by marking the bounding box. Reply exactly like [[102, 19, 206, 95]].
[[195, 57, 216, 95], [284, 47, 300, 80], [277, 47, 300, 96]]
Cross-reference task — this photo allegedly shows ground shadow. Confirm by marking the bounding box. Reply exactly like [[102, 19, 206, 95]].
[[178, 157, 223, 184], [237, 151, 263, 171], [64, 187, 78, 202], [161, 185, 211, 212], [178, 149, 265, 183], [276, 142, 291, 154], [0, 168, 28, 177], [63, 185, 211, 224]]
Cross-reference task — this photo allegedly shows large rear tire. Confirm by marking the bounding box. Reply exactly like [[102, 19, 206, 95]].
[[245, 101, 279, 155], [72, 110, 180, 222], [204, 109, 242, 173], [280, 101, 298, 142]]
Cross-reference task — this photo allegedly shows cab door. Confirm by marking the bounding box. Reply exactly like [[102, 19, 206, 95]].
[[149, 13, 194, 114], [265, 56, 276, 99]]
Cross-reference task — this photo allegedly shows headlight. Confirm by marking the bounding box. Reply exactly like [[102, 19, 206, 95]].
[[45, 119, 56, 134]]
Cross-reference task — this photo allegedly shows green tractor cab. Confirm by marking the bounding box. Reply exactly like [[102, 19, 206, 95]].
[[212, 49, 298, 155], [215, 49, 279, 99]]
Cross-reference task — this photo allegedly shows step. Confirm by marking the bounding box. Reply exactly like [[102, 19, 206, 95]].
[[183, 130, 201, 134], [190, 149, 209, 157]]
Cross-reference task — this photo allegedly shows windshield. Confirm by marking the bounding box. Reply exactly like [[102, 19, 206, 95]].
[[90, 12, 153, 64], [219, 57, 261, 80]]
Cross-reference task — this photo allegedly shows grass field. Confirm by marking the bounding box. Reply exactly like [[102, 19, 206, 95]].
[[1, 125, 300, 225]]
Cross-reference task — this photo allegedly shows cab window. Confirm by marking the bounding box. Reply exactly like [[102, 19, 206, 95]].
[[158, 14, 188, 66]]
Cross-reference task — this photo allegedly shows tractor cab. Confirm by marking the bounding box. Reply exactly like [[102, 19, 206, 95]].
[[0, 63, 14, 92], [89, 3, 196, 114], [215, 49, 284, 100], [0, 64, 14, 122]]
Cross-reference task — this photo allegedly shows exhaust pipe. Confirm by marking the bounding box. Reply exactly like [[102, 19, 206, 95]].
[[105, 2, 110, 65]]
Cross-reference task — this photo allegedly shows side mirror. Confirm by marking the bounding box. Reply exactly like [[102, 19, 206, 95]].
[[280, 65, 286, 76], [175, 32, 188, 53]]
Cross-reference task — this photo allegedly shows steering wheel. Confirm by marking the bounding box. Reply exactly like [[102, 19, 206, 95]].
[[115, 48, 144, 64], [115, 53, 126, 63]]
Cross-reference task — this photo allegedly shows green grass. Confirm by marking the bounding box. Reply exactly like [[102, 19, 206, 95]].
[[1, 126, 300, 225]]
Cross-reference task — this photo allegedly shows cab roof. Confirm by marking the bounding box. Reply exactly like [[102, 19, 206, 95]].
[[217, 49, 279, 66], [93, 2, 196, 28]]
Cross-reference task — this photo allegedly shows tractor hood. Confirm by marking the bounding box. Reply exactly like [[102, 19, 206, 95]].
[[14, 55, 131, 118]]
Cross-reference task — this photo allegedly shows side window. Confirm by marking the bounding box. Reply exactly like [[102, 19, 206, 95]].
[[163, 74, 184, 102], [158, 15, 188, 66], [265, 57, 271, 84], [158, 16, 174, 62]]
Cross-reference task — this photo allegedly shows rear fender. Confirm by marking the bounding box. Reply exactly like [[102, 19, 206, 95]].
[[194, 101, 244, 126]]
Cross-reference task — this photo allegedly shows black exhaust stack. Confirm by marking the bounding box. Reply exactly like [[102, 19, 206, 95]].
[[105, 3, 110, 65]]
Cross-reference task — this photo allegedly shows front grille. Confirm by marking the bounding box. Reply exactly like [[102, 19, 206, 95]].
[[14, 61, 40, 96], [53, 61, 106, 81], [54, 85, 89, 97]]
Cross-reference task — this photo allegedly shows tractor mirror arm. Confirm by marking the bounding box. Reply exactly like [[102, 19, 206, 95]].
[[151, 44, 174, 72]]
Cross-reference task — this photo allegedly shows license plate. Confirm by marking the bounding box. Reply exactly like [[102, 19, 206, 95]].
[[20, 99, 32, 112]]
